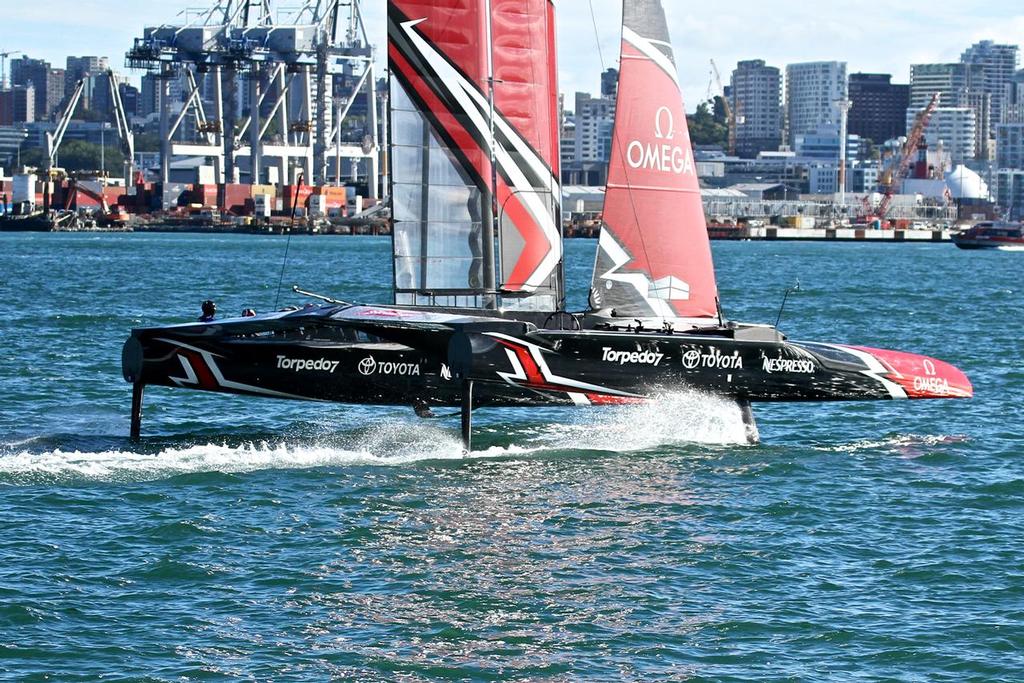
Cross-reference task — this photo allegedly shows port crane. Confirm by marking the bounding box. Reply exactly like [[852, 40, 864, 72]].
[[126, 0, 380, 206], [106, 70, 136, 187], [871, 92, 940, 223], [46, 79, 86, 173], [45, 72, 136, 187], [0, 50, 19, 89]]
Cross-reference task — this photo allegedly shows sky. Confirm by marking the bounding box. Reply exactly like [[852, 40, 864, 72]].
[[2, 0, 1023, 112]]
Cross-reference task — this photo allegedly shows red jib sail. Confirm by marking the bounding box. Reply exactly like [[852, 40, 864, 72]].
[[388, 0, 562, 310], [590, 0, 719, 320]]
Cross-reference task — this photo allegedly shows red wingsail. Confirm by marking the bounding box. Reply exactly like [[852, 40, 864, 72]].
[[388, 0, 562, 309], [590, 0, 719, 320]]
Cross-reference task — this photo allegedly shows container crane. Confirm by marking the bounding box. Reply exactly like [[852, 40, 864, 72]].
[[873, 92, 940, 223], [0, 50, 19, 89], [46, 73, 135, 186], [46, 79, 86, 173], [709, 59, 736, 155], [106, 70, 136, 187]]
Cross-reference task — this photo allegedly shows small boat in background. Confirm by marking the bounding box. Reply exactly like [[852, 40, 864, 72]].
[[953, 221, 1024, 250]]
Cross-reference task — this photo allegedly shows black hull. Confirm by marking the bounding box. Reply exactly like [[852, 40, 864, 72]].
[[0, 217, 54, 232], [123, 304, 972, 417], [954, 240, 1022, 250]]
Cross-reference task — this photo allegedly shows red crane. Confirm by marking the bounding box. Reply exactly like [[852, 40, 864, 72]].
[[873, 92, 940, 223]]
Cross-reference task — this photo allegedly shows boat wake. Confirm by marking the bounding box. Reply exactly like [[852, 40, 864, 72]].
[[0, 391, 750, 484], [0, 422, 471, 484], [812, 433, 969, 458], [531, 390, 754, 452]]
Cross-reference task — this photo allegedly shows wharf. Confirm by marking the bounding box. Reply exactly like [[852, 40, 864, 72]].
[[707, 225, 953, 243], [563, 223, 954, 242]]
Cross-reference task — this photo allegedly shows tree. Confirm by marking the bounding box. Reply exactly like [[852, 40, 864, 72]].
[[134, 133, 161, 153], [711, 95, 729, 126], [19, 140, 126, 176], [687, 99, 728, 147]]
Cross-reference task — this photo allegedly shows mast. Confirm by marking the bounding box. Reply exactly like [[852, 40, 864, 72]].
[[483, 0, 498, 309]]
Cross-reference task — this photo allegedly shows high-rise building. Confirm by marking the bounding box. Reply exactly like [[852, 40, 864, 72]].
[[847, 73, 909, 144], [909, 63, 985, 110], [85, 71, 125, 119], [65, 56, 110, 108], [995, 169, 1024, 220], [0, 85, 35, 125], [600, 68, 619, 99], [46, 69, 66, 116], [139, 72, 185, 118], [961, 40, 1020, 131], [9, 57, 63, 119], [573, 91, 615, 164], [0, 126, 29, 167], [910, 63, 989, 159], [909, 107, 976, 165], [560, 117, 576, 168], [785, 61, 847, 148], [119, 83, 140, 118], [1004, 70, 1024, 123], [730, 59, 782, 158], [961, 89, 992, 159], [996, 123, 1024, 169]]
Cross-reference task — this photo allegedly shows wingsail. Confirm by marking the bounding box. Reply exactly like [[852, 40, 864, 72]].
[[388, 0, 562, 310], [590, 0, 719, 320]]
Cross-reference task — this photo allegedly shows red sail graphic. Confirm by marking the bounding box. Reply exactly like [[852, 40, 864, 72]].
[[388, 0, 562, 308], [590, 0, 719, 319]]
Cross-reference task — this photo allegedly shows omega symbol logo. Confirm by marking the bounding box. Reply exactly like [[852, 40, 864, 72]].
[[358, 357, 377, 376], [923, 359, 937, 376], [654, 106, 675, 140]]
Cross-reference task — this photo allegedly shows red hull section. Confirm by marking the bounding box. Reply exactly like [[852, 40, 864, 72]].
[[847, 346, 974, 399]]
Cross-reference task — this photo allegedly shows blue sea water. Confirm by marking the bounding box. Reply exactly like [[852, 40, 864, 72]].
[[0, 233, 1021, 680]]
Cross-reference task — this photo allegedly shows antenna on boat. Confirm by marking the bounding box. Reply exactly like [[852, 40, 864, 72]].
[[275, 172, 305, 310], [774, 280, 801, 329]]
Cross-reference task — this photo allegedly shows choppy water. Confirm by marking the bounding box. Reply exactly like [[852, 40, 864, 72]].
[[1, 233, 1021, 680]]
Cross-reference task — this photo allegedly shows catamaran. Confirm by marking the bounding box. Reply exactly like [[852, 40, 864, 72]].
[[122, 0, 972, 448]]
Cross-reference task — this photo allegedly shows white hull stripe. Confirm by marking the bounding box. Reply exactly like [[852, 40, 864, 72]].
[[824, 344, 908, 400], [486, 332, 641, 398], [157, 338, 317, 401]]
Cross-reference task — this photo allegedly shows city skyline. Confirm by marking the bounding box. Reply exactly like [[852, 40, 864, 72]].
[[1, 1, 1022, 112]]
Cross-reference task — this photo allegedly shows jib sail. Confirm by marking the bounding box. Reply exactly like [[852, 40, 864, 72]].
[[388, 0, 562, 311], [589, 0, 719, 320]]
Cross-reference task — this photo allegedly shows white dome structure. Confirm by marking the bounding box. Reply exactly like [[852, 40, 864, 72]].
[[945, 165, 990, 200]]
